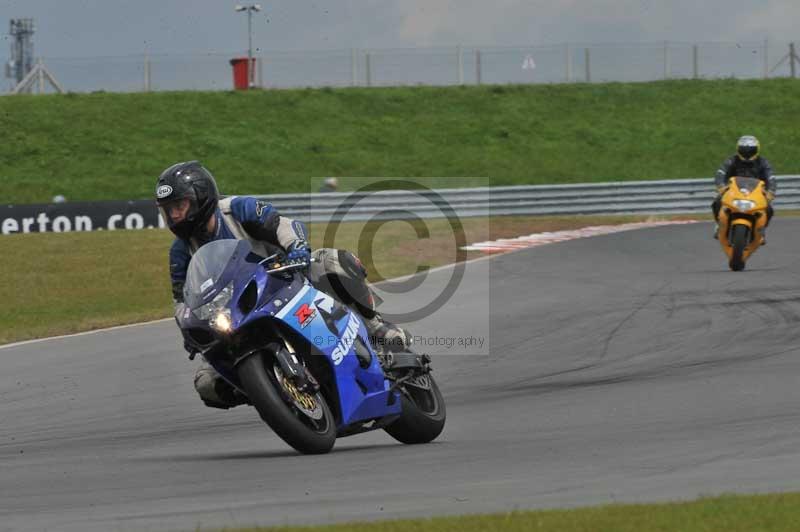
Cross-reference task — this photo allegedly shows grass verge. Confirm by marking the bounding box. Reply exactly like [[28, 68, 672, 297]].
[[2, 79, 799, 203], [0, 213, 704, 345], [214, 492, 800, 532]]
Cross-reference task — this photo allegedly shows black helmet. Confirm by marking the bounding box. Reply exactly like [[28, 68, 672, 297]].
[[736, 135, 760, 161], [155, 161, 219, 240]]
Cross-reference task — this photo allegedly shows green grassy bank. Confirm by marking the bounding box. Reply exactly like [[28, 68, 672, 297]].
[[215, 492, 800, 532], [2, 79, 799, 204]]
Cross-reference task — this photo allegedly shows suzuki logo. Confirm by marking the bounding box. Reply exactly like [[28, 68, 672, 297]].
[[331, 314, 360, 366]]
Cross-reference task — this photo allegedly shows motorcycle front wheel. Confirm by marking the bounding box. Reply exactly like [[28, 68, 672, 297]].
[[238, 352, 336, 454], [729, 224, 749, 272]]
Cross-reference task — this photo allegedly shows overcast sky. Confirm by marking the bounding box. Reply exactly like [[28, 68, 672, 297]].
[[1, 0, 798, 58]]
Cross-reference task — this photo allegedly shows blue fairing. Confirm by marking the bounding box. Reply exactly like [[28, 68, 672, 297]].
[[198, 259, 401, 429], [238, 278, 401, 426], [180, 240, 402, 430]]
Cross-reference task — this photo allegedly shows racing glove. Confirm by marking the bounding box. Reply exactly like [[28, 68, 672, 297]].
[[286, 240, 311, 266], [766, 191, 776, 202]]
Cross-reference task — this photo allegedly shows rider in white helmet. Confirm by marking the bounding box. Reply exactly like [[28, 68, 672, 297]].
[[712, 135, 776, 242]]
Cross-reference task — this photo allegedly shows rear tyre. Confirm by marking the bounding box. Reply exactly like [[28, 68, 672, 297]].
[[384, 374, 446, 444], [729, 224, 749, 272], [238, 352, 336, 454]]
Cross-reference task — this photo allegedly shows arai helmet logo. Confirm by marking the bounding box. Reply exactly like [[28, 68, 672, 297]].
[[156, 185, 173, 199]]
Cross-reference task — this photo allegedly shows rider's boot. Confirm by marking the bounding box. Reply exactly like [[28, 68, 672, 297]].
[[364, 313, 413, 352], [713, 222, 719, 240], [194, 361, 248, 409], [761, 227, 767, 245]]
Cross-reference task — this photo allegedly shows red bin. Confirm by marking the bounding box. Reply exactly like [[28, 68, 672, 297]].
[[230, 57, 256, 90]]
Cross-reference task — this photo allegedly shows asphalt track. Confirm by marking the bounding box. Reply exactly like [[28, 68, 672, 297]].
[[4, 220, 800, 531]]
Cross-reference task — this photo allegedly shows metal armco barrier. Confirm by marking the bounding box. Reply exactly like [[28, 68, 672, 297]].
[[3, 176, 798, 234], [259, 175, 800, 223]]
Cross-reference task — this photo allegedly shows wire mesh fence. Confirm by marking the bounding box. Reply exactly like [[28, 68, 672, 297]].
[[7, 40, 800, 94]]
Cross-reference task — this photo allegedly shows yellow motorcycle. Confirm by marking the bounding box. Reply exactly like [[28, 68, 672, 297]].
[[717, 176, 770, 271]]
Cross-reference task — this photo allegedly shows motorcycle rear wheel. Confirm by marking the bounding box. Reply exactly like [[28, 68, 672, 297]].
[[384, 373, 446, 444], [729, 224, 749, 272], [238, 352, 336, 454]]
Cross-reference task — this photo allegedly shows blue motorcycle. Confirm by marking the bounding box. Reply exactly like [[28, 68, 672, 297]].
[[175, 239, 445, 454]]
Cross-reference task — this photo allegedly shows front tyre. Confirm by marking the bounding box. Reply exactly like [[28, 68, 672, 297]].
[[729, 224, 749, 272], [384, 373, 446, 444], [238, 352, 336, 454]]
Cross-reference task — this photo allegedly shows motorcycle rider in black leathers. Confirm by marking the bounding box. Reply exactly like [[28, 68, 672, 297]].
[[155, 161, 412, 409], [712, 135, 776, 242]]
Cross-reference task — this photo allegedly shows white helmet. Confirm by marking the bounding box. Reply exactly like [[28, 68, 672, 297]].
[[736, 135, 760, 161]]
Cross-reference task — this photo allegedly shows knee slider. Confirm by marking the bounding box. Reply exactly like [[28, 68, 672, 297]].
[[194, 367, 219, 401]]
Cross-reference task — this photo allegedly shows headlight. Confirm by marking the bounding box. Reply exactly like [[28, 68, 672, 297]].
[[210, 309, 232, 333], [193, 284, 234, 321], [732, 199, 756, 211]]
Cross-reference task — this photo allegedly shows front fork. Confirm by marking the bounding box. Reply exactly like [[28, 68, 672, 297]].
[[719, 210, 759, 245]]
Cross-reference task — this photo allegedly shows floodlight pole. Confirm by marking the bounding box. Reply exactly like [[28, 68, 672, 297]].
[[247, 8, 253, 87], [236, 4, 261, 88]]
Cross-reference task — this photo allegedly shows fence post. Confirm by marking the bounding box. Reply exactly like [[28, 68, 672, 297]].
[[365, 52, 372, 86], [38, 58, 45, 93], [692, 44, 699, 79], [257, 56, 263, 87], [144, 51, 151, 92], [791, 42, 797, 78], [351, 48, 358, 86], [457, 45, 464, 85], [565, 43, 572, 82], [475, 49, 482, 85], [663, 41, 670, 79], [584, 48, 591, 82]]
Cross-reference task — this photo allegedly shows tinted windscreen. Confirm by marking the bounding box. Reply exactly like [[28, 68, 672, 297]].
[[184, 240, 251, 305], [734, 177, 760, 191]]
